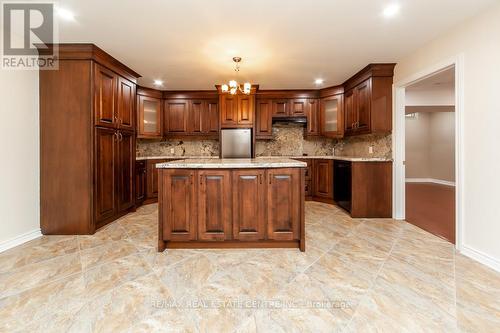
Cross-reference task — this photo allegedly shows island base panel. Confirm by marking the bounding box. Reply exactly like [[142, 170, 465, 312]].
[[160, 240, 304, 252]]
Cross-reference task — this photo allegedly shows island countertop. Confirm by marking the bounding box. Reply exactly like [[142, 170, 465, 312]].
[[156, 158, 307, 169]]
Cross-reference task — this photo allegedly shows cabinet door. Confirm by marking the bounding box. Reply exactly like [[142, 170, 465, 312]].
[[320, 94, 343, 138], [117, 77, 135, 131], [256, 99, 273, 139], [313, 159, 333, 199], [116, 131, 135, 212], [135, 161, 146, 203], [290, 99, 306, 116], [272, 99, 289, 117], [344, 90, 356, 134], [188, 100, 204, 134], [220, 94, 238, 127], [237, 94, 254, 125], [95, 127, 117, 222], [305, 99, 319, 136], [94, 64, 118, 128], [198, 170, 232, 241], [232, 170, 266, 241], [204, 100, 219, 134], [165, 100, 189, 133], [356, 79, 371, 133], [267, 169, 301, 240], [138, 95, 162, 138], [160, 169, 197, 241], [146, 159, 164, 199]]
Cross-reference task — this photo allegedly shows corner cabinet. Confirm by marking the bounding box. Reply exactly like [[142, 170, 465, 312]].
[[320, 94, 344, 138], [343, 64, 395, 136], [137, 88, 163, 139]]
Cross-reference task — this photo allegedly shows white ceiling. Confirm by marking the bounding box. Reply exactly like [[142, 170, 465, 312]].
[[55, 0, 495, 89]]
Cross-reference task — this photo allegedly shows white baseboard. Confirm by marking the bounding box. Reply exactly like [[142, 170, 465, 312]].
[[0, 229, 42, 253], [406, 178, 455, 186], [460, 245, 500, 273]]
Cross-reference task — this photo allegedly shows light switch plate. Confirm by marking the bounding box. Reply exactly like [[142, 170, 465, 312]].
[[170, 148, 175, 155], [368, 146, 374, 154]]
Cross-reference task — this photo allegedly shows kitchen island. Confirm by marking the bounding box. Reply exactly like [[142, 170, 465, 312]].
[[157, 158, 307, 252]]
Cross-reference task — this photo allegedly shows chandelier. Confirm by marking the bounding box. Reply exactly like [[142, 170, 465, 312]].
[[221, 57, 251, 95]]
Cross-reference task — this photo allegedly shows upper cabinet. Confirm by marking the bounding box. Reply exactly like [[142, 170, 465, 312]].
[[256, 99, 273, 139], [305, 98, 320, 137], [164, 96, 219, 138], [137, 87, 163, 139], [320, 94, 344, 138], [342, 64, 395, 136], [217, 85, 257, 128]]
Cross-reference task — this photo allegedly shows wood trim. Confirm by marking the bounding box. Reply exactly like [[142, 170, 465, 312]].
[[256, 90, 319, 99], [163, 90, 218, 99], [37, 44, 141, 83], [319, 85, 344, 97], [137, 86, 163, 98], [343, 63, 396, 92], [163, 240, 301, 250]]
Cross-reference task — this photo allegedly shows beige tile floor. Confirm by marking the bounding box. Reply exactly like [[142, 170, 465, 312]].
[[1, 202, 500, 332]]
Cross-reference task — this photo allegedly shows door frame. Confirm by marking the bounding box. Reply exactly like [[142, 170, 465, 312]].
[[392, 54, 465, 251]]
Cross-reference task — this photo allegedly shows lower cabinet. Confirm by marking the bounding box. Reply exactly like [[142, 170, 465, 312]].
[[146, 159, 169, 200], [161, 168, 302, 242], [160, 169, 197, 241], [232, 170, 266, 241], [95, 127, 135, 226], [197, 170, 232, 241], [135, 160, 146, 205], [313, 159, 334, 200], [267, 169, 301, 241]]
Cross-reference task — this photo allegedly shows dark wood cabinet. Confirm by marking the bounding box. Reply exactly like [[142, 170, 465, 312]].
[[135, 160, 146, 205], [164, 98, 219, 137], [305, 99, 320, 137], [165, 99, 189, 134], [160, 169, 197, 241], [197, 170, 232, 241], [146, 159, 169, 199], [320, 94, 344, 138], [232, 170, 266, 241], [137, 89, 162, 139], [295, 159, 313, 199], [117, 130, 135, 212], [95, 127, 135, 225], [267, 168, 301, 241], [94, 64, 118, 128], [343, 64, 395, 136], [95, 127, 117, 223], [219, 92, 256, 128], [256, 99, 273, 139], [272, 99, 289, 117], [290, 99, 307, 116], [117, 77, 135, 131], [313, 159, 334, 200]]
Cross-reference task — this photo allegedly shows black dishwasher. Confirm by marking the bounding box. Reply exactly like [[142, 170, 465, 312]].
[[334, 160, 352, 212]]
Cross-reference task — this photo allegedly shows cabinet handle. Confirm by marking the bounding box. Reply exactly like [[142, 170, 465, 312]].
[[114, 132, 118, 141], [200, 175, 203, 185], [259, 174, 262, 184], [190, 174, 194, 185], [269, 175, 272, 185]]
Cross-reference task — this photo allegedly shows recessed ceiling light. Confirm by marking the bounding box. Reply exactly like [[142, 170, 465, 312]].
[[315, 78, 324, 85], [383, 3, 400, 18], [56, 8, 75, 21], [153, 80, 164, 86]]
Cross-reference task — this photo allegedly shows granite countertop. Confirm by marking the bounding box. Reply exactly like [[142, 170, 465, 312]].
[[156, 158, 307, 169], [136, 156, 219, 161], [257, 156, 392, 162]]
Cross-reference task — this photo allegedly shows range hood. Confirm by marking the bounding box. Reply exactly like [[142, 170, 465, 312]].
[[272, 116, 307, 125]]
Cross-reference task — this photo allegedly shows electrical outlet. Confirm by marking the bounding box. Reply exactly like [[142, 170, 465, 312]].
[[368, 146, 374, 154], [170, 148, 175, 155]]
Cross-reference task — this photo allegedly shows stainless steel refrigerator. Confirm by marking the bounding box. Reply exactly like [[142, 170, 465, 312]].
[[220, 129, 252, 158]]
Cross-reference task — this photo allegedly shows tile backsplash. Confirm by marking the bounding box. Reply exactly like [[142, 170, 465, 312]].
[[136, 124, 392, 159]]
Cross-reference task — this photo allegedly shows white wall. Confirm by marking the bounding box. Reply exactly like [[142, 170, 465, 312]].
[[395, 3, 500, 268], [0, 61, 40, 250]]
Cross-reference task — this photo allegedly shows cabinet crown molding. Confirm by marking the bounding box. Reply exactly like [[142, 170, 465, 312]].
[[343, 63, 396, 92]]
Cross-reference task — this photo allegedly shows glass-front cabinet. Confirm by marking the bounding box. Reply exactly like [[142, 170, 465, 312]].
[[320, 94, 344, 138], [137, 95, 162, 138]]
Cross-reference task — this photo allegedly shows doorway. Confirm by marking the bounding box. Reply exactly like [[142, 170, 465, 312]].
[[393, 56, 464, 249], [404, 67, 455, 243]]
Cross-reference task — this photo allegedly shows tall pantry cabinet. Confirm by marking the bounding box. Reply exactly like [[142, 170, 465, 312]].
[[39, 44, 141, 234]]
